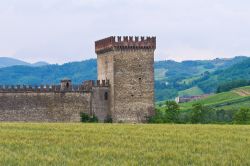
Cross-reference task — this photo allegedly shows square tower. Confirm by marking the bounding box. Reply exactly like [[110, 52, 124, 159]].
[[95, 36, 156, 123]]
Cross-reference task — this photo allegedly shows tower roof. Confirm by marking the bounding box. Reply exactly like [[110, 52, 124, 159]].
[[95, 36, 156, 54]]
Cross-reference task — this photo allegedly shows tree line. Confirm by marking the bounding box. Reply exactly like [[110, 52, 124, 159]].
[[149, 101, 250, 124], [216, 80, 250, 93]]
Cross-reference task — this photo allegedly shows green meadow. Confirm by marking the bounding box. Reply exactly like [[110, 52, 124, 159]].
[[178, 86, 204, 97], [0, 123, 249, 165], [180, 86, 250, 110]]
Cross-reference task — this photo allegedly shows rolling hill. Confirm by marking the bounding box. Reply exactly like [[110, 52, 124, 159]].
[[194, 58, 250, 93], [180, 86, 250, 110], [154, 56, 250, 100]]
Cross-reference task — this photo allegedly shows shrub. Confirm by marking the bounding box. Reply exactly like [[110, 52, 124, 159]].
[[89, 115, 98, 123], [148, 108, 165, 123], [80, 113, 98, 123], [104, 115, 113, 123], [80, 113, 90, 122]]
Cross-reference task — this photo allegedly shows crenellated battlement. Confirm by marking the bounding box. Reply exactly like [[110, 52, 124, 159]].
[[0, 84, 84, 93], [0, 80, 109, 93], [95, 36, 156, 54]]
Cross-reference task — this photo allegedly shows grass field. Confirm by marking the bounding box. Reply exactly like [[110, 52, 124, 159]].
[[0, 123, 249, 165], [178, 86, 204, 97]]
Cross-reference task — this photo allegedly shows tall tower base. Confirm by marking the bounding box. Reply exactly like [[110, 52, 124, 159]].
[[95, 36, 156, 123]]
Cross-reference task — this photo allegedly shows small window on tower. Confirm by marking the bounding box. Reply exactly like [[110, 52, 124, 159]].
[[104, 92, 108, 100]]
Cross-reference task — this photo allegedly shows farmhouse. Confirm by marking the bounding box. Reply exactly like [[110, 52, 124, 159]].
[[175, 94, 211, 103]]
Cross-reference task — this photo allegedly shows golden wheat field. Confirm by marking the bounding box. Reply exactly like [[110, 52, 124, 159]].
[[0, 123, 249, 166]]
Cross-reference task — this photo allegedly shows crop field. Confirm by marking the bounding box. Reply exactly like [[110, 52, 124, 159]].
[[0, 123, 249, 165]]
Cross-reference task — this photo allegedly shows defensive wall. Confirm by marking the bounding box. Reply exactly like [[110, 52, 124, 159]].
[[0, 80, 110, 122]]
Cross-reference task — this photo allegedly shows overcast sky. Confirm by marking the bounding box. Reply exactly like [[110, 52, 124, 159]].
[[0, 0, 250, 64]]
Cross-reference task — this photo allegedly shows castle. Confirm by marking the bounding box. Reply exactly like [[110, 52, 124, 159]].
[[0, 36, 156, 123]]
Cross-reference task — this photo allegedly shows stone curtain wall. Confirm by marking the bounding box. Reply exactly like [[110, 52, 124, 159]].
[[0, 92, 91, 122], [0, 80, 110, 122]]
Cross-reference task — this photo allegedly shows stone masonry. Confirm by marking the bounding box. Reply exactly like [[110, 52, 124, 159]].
[[96, 36, 156, 122], [0, 80, 109, 122], [0, 36, 156, 123]]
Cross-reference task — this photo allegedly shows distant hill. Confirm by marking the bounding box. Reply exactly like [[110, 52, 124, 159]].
[[0, 57, 49, 68], [180, 86, 250, 110], [0, 57, 30, 68], [191, 58, 250, 93], [32, 61, 49, 67], [154, 56, 250, 101], [0, 56, 249, 101], [0, 59, 96, 85]]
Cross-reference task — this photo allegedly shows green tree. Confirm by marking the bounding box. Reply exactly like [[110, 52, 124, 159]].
[[233, 108, 250, 124], [216, 80, 250, 93], [148, 108, 165, 123], [164, 101, 180, 123], [190, 103, 204, 123], [148, 101, 180, 123]]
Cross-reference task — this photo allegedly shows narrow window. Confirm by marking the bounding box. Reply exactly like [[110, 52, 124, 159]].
[[104, 92, 108, 100], [66, 82, 69, 88]]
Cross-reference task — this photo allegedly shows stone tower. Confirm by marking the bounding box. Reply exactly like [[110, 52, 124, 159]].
[[95, 36, 156, 123]]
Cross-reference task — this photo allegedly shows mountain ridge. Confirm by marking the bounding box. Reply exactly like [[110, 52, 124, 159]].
[[0, 57, 49, 68]]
